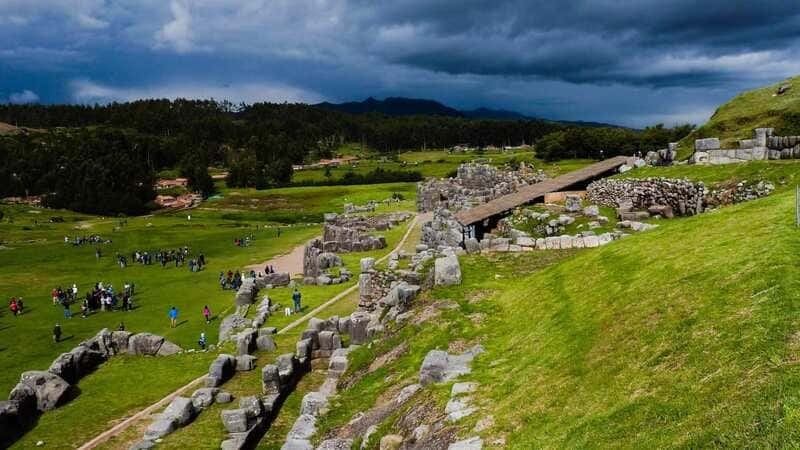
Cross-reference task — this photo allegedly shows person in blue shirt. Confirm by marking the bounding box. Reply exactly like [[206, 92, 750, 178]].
[[169, 306, 178, 328], [292, 288, 302, 313]]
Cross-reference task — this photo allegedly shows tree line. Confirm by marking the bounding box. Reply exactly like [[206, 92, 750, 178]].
[[0, 99, 693, 215]]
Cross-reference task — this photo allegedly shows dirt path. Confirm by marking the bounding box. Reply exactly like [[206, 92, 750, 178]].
[[77, 214, 418, 450], [244, 238, 314, 277]]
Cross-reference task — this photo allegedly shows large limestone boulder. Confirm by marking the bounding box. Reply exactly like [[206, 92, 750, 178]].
[[161, 396, 195, 427], [262, 364, 281, 395], [111, 331, 132, 354], [8, 382, 37, 417], [419, 345, 485, 386], [434, 254, 462, 286], [191, 388, 219, 410], [239, 395, 263, 419], [128, 333, 165, 356], [144, 417, 176, 441], [221, 408, 249, 433], [256, 334, 276, 352], [157, 340, 183, 356], [207, 354, 236, 387], [19, 371, 71, 412], [349, 311, 372, 345]]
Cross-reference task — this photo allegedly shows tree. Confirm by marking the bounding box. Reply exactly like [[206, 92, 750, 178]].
[[180, 152, 215, 198]]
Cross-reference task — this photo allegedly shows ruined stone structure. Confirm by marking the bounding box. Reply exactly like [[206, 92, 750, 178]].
[[690, 128, 800, 164], [644, 143, 678, 166], [302, 238, 352, 285], [587, 177, 706, 216], [321, 212, 411, 253], [416, 163, 546, 212], [421, 208, 465, 249]]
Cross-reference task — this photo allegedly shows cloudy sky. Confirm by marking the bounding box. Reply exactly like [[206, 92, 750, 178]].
[[2, 0, 799, 127]]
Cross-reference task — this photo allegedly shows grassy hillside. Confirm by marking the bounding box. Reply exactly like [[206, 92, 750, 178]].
[[676, 76, 800, 159], [322, 187, 800, 448]]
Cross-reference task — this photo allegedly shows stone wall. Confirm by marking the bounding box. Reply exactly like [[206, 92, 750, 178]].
[[421, 208, 464, 249], [690, 127, 800, 164], [302, 239, 351, 285], [416, 163, 546, 212], [320, 212, 411, 254], [587, 177, 706, 216], [1, 329, 182, 447]]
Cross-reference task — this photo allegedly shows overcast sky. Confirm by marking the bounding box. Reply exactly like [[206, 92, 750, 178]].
[[2, 0, 799, 127]]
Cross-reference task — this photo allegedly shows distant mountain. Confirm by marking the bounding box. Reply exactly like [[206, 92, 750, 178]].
[[315, 96, 623, 128], [461, 107, 528, 120], [316, 97, 462, 117]]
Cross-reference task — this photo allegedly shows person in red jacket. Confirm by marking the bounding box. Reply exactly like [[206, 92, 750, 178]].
[[9, 298, 19, 316], [203, 305, 211, 324]]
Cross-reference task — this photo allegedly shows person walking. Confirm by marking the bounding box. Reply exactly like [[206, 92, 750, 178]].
[[169, 306, 178, 328], [292, 288, 302, 313], [203, 305, 211, 324], [53, 323, 62, 343], [63, 302, 72, 319]]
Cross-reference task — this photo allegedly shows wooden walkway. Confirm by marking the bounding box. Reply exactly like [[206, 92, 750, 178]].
[[455, 156, 631, 226]]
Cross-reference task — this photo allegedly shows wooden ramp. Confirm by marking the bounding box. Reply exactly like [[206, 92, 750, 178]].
[[455, 156, 630, 226]]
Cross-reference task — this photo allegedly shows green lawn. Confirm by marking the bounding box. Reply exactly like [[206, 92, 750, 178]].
[[0, 181, 415, 449], [615, 159, 800, 192], [291, 148, 594, 183]]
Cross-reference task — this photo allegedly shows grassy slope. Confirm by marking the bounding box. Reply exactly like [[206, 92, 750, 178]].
[[614, 159, 800, 193], [320, 187, 800, 448], [676, 76, 800, 160]]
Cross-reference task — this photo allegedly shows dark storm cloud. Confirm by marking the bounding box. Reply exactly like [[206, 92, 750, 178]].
[[1, 0, 800, 126]]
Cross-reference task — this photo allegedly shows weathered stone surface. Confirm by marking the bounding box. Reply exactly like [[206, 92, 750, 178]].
[[360, 257, 375, 272], [464, 237, 480, 254], [300, 391, 328, 416], [156, 340, 182, 356], [235, 278, 259, 306], [452, 382, 479, 396], [434, 254, 462, 286], [162, 396, 195, 426], [296, 339, 311, 364], [144, 417, 177, 440], [207, 354, 235, 387], [349, 311, 372, 345], [129, 439, 156, 450], [448, 436, 483, 450], [379, 434, 404, 450], [239, 395, 263, 419], [276, 353, 296, 385], [695, 138, 720, 151], [235, 355, 257, 372], [564, 194, 582, 212], [221, 408, 249, 433], [287, 413, 316, 440], [216, 391, 234, 403], [419, 345, 485, 386], [127, 333, 165, 356], [236, 328, 258, 356], [256, 334, 277, 352], [19, 371, 71, 412], [316, 439, 355, 450], [110, 331, 132, 354], [191, 388, 219, 409], [8, 382, 37, 416], [262, 364, 281, 395]]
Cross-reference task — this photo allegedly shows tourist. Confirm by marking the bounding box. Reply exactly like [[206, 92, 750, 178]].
[[63, 302, 72, 319], [16, 298, 24, 315], [292, 288, 302, 313], [169, 306, 178, 328], [118, 322, 125, 331], [198, 332, 207, 350], [203, 305, 211, 324], [53, 323, 62, 343], [9, 298, 19, 317], [81, 301, 89, 318]]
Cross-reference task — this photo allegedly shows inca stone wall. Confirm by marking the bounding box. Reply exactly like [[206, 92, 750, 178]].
[[420, 208, 465, 249], [587, 178, 706, 216], [321, 212, 411, 253], [690, 127, 800, 165], [416, 163, 546, 212]]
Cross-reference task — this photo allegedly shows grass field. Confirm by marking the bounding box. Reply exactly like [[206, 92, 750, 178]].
[[291, 148, 594, 184], [615, 159, 800, 192], [315, 184, 800, 448], [0, 180, 416, 449]]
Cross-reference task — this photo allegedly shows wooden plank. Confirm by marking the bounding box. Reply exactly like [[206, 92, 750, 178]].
[[455, 156, 629, 226]]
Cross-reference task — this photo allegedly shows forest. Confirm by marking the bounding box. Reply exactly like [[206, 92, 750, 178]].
[[0, 100, 693, 214]]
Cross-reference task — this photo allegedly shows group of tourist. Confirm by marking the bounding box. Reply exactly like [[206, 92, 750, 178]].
[[219, 270, 243, 290], [126, 247, 206, 271], [52, 282, 136, 319], [234, 235, 254, 247], [8, 297, 25, 316], [64, 235, 111, 246]]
